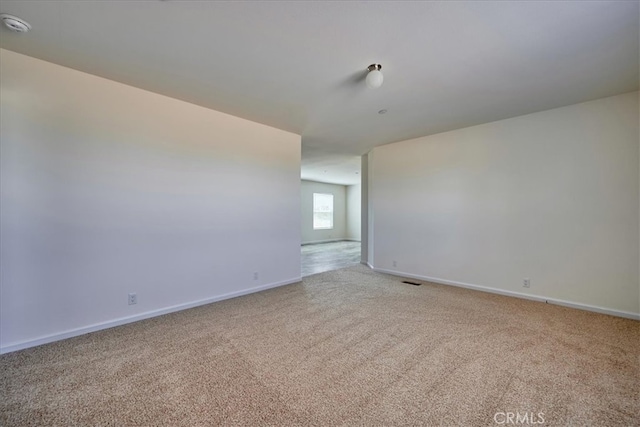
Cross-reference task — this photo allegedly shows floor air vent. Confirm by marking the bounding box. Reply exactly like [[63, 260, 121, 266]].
[[402, 281, 422, 286]]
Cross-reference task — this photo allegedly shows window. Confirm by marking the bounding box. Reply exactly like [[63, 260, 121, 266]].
[[313, 193, 334, 229]]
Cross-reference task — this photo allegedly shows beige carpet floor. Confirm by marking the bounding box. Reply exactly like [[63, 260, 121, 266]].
[[1, 265, 638, 426]]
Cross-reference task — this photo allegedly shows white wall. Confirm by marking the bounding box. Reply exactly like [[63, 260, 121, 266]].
[[0, 49, 302, 352], [366, 151, 376, 267], [361, 155, 369, 264], [371, 92, 639, 317], [346, 184, 361, 241], [300, 180, 347, 244]]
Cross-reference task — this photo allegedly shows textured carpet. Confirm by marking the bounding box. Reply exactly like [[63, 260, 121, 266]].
[[1, 265, 638, 426]]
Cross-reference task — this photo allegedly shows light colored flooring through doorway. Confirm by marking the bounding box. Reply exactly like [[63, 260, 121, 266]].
[[301, 240, 361, 277]]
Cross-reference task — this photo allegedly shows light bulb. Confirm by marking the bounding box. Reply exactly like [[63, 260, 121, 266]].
[[366, 64, 383, 89], [366, 69, 383, 89]]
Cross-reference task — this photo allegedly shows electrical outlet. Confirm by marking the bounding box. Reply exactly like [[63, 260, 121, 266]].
[[128, 293, 137, 305], [393, 260, 397, 268], [253, 272, 259, 280], [523, 279, 530, 288]]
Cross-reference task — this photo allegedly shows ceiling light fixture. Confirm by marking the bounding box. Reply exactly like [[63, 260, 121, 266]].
[[366, 64, 383, 89], [0, 14, 31, 33]]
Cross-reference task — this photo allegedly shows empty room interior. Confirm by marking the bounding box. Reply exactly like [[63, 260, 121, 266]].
[[0, 1, 638, 426]]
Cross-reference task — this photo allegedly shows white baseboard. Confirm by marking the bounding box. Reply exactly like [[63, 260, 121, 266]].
[[0, 276, 302, 355], [373, 268, 640, 321], [361, 261, 373, 269]]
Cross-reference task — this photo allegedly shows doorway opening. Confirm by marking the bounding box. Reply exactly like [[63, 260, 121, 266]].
[[300, 157, 362, 277]]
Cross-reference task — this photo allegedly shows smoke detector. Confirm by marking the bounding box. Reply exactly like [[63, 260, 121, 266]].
[[0, 14, 31, 33]]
